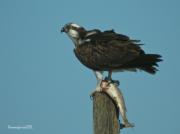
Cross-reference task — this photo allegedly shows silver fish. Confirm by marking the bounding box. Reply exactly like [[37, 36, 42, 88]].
[[101, 81, 134, 128]]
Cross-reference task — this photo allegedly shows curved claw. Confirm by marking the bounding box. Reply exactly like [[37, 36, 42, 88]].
[[112, 80, 120, 86], [104, 77, 120, 86]]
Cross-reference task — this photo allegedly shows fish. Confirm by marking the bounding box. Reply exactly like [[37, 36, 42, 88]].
[[100, 80, 134, 128]]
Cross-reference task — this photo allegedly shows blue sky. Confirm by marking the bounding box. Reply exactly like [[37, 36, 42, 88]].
[[0, 0, 180, 134]]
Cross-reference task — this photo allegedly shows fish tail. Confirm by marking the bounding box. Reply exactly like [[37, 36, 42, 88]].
[[123, 119, 135, 128]]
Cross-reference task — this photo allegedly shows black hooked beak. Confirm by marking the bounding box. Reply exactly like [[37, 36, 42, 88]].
[[61, 27, 65, 33]]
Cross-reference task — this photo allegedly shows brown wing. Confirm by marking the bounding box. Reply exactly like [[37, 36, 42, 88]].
[[74, 30, 144, 71]]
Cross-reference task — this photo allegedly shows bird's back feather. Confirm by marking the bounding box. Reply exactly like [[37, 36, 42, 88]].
[[74, 30, 162, 74]]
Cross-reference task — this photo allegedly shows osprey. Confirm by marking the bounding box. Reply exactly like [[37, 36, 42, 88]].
[[61, 23, 162, 91]]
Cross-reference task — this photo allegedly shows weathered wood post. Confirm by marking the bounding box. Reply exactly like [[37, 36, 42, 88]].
[[93, 92, 120, 134]]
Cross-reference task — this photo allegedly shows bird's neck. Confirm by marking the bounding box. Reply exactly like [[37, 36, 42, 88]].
[[68, 36, 84, 48]]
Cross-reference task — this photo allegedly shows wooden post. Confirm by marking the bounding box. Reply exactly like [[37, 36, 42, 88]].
[[93, 92, 120, 134]]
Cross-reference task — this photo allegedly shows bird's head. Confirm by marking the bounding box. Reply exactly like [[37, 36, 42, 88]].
[[61, 23, 86, 46]]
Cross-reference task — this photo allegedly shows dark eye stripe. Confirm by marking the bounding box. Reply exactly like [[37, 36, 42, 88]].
[[71, 26, 80, 31], [67, 25, 86, 37]]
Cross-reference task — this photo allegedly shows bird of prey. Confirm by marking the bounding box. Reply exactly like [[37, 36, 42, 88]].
[[61, 23, 162, 92]]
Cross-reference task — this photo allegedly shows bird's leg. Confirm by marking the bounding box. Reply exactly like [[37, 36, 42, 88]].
[[105, 71, 120, 86], [90, 71, 104, 98], [94, 71, 104, 92], [108, 70, 112, 80]]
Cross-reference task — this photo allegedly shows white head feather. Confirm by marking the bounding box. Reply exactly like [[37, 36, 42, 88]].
[[68, 29, 79, 38], [63, 23, 85, 46], [70, 23, 81, 28]]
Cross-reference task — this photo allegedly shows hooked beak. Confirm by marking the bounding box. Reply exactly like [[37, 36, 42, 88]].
[[61, 27, 65, 33]]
